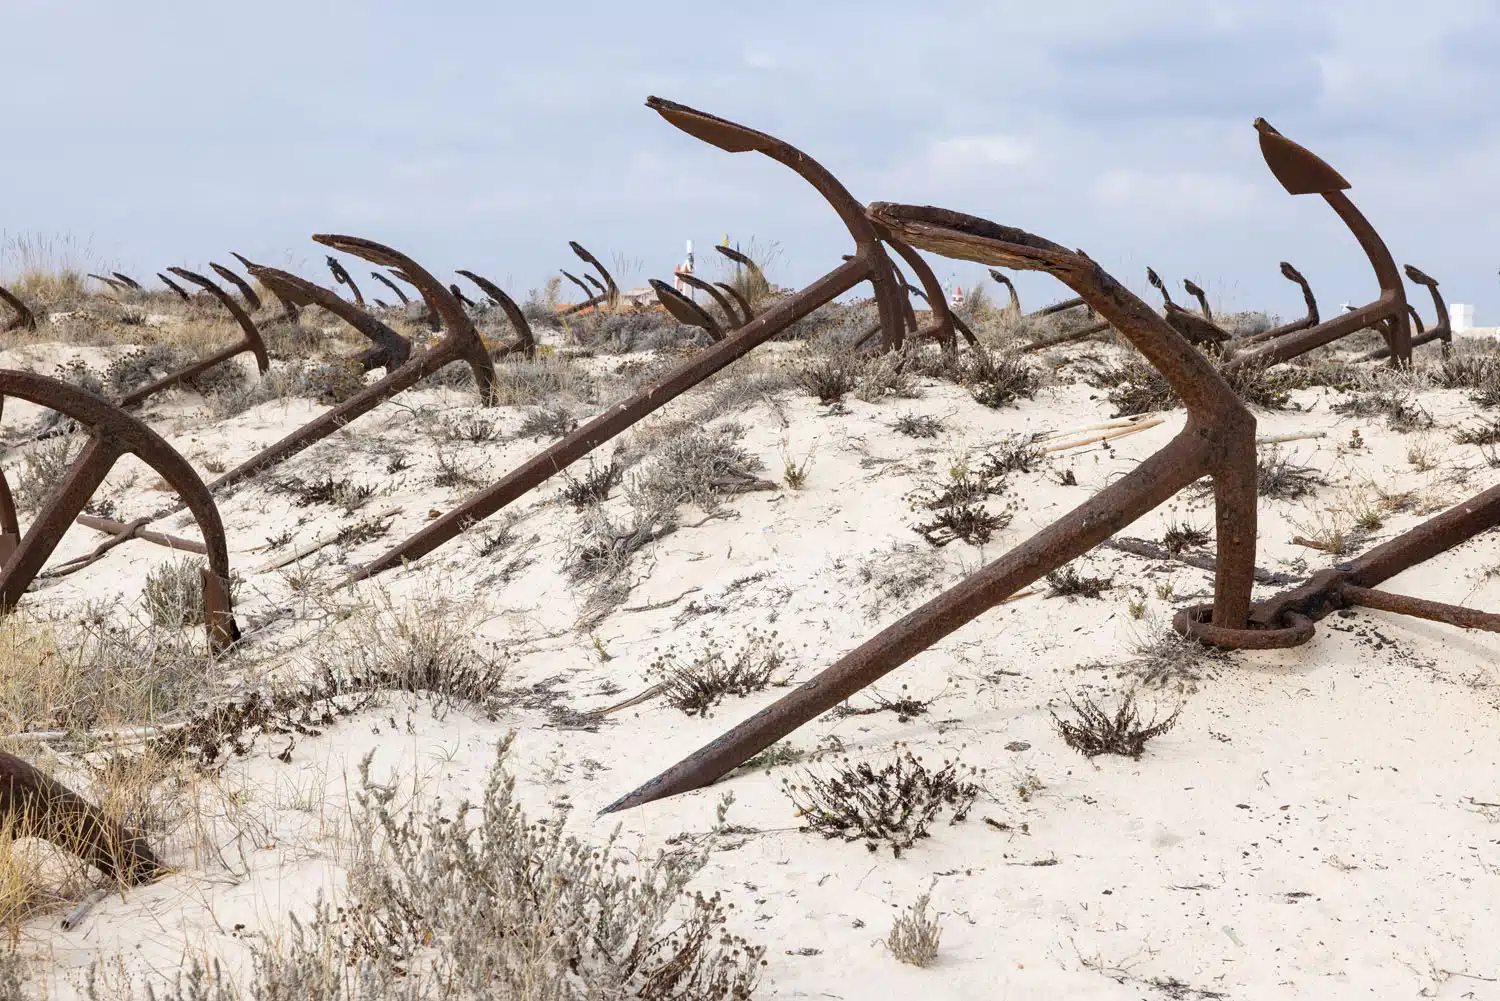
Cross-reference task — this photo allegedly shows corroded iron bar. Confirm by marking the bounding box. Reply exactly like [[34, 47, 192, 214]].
[[210, 263, 262, 313], [248, 266, 411, 372], [1183, 279, 1213, 320], [390, 270, 441, 331], [1224, 119, 1408, 372], [602, 201, 1260, 813], [111, 273, 143, 291], [882, 236, 965, 352], [0, 371, 238, 650], [0, 751, 162, 884], [560, 270, 597, 312], [449, 283, 476, 309], [1149, 267, 1228, 346], [88, 274, 130, 293], [456, 270, 537, 359], [0, 286, 37, 333]]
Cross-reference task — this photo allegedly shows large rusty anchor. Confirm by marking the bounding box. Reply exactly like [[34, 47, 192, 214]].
[[157, 272, 192, 303], [0, 286, 37, 333], [651, 279, 724, 341], [118, 268, 271, 408], [602, 202, 1261, 813], [675, 272, 745, 330], [325, 255, 365, 307], [1224, 120, 1409, 373], [231, 253, 302, 323], [347, 96, 911, 581], [1363, 266, 1451, 362], [0, 372, 239, 650], [371, 270, 411, 306], [570, 242, 620, 309], [1176, 480, 1500, 648], [210, 262, 262, 313]]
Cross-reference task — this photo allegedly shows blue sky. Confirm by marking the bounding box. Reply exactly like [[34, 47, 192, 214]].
[[3, 0, 1497, 322]]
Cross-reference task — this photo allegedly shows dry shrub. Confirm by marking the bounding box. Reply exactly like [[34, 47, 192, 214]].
[[887, 894, 942, 968], [1052, 687, 1182, 758], [649, 628, 785, 716]]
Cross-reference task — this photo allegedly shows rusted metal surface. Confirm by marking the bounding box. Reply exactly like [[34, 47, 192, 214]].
[[1177, 479, 1500, 648], [390, 269, 442, 331], [559, 294, 608, 317], [1148, 267, 1229, 346], [232, 253, 301, 322], [0, 468, 18, 561], [210, 262, 263, 313], [570, 241, 621, 308], [371, 270, 411, 305], [602, 202, 1261, 814], [1182, 279, 1213, 320], [0, 751, 162, 884], [582, 274, 608, 297], [325, 256, 365, 306], [0, 285, 37, 333], [193, 235, 499, 497], [455, 271, 538, 359], [881, 235, 969, 353], [1224, 120, 1409, 372], [157, 272, 192, 302], [988, 269, 1022, 314], [651, 279, 724, 340], [0, 371, 238, 650], [42, 514, 209, 580], [1031, 295, 1087, 318], [247, 265, 412, 372], [676, 272, 742, 330], [118, 268, 270, 407], [1230, 262, 1318, 349], [713, 282, 754, 325], [1364, 265, 1451, 361], [111, 273, 143, 291]]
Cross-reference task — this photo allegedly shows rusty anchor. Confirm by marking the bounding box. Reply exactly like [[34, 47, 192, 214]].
[[676, 272, 744, 331], [210, 262, 263, 313], [1176, 479, 1500, 648], [560, 269, 601, 315], [1, 286, 37, 333], [570, 241, 621, 309], [1182, 278, 1214, 321], [325, 255, 365, 307], [713, 282, 755, 326], [449, 283, 477, 310], [388, 269, 442, 332], [1363, 265, 1451, 362], [455, 271, 538, 359], [602, 201, 1260, 814], [117, 268, 271, 408], [345, 97, 911, 582], [988, 269, 1022, 315], [246, 266, 412, 372], [1227, 262, 1319, 349], [715, 244, 769, 303], [1223, 120, 1409, 373], [111, 273, 143, 291], [87, 274, 131, 294], [0, 371, 239, 651]]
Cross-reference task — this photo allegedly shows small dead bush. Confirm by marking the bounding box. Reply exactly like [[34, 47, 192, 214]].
[[432, 446, 484, 490], [782, 748, 980, 856], [649, 628, 785, 716], [1257, 448, 1325, 499], [907, 456, 1016, 547], [518, 403, 577, 440], [271, 474, 375, 514], [1330, 390, 1432, 432], [1161, 521, 1211, 556], [1101, 359, 1177, 416], [969, 355, 1041, 409], [1455, 417, 1500, 446], [631, 422, 767, 514], [887, 894, 942, 968], [143, 557, 241, 629], [855, 350, 921, 403], [102, 345, 194, 398], [893, 413, 944, 438], [796, 353, 858, 404], [13, 435, 84, 512], [1052, 687, 1183, 758], [560, 457, 623, 508], [1045, 565, 1115, 599]]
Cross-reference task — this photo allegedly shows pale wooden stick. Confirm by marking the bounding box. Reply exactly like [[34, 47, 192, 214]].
[[1043, 418, 1165, 453], [1257, 431, 1328, 446]]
